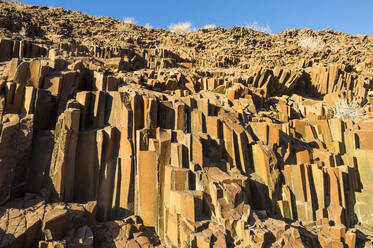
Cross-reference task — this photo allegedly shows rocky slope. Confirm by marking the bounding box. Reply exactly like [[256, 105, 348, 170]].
[[1, 1, 373, 247]]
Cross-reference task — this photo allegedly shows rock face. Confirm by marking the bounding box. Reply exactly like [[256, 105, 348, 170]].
[[1, 1, 373, 247]]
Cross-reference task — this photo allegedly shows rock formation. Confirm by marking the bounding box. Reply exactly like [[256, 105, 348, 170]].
[[1, 1, 373, 247]]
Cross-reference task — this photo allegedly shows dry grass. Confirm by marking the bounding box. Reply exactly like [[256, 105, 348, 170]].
[[246, 22, 272, 34], [123, 17, 136, 25], [144, 23, 153, 30], [169, 22, 193, 33], [118, 17, 136, 32], [332, 98, 366, 120], [203, 24, 216, 29], [298, 37, 325, 52]]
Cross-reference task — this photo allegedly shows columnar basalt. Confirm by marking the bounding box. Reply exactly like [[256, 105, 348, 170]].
[[1, 2, 373, 247]]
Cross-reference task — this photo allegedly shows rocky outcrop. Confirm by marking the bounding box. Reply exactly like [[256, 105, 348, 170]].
[[0, 193, 155, 248], [1, 1, 373, 247]]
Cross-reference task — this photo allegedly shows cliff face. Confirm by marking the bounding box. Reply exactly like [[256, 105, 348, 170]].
[[1, 1, 373, 247]]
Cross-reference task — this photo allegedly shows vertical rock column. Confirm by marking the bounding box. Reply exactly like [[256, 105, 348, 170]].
[[0, 114, 34, 204], [49, 107, 80, 202], [0, 115, 19, 204]]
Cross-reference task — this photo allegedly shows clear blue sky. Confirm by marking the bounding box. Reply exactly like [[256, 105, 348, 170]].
[[22, 0, 373, 35]]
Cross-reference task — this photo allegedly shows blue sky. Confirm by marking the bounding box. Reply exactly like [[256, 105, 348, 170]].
[[22, 0, 373, 35]]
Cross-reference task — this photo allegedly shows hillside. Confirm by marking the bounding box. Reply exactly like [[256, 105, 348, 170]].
[[1, 1, 373, 247]]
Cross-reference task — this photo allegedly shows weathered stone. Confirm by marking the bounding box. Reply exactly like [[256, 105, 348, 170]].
[[0, 5, 373, 247], [49, 108, 80, 202]]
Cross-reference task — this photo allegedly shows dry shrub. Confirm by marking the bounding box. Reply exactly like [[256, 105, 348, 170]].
[[169, 22, 193, 33], [332, 98, 366, 120], [298, 37, 325, 52], [246, 22, 272, 34]]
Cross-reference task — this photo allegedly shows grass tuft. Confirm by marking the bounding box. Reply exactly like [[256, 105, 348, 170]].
[[169, 22, 193, 33]]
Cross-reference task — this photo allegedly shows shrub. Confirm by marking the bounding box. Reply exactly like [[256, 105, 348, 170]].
[[298, 37, 325, 52], [332, 98, 366, 120], [246, 22, 272, 34], [169, 22, 193, 33], [203, 24, 216, 29], [118, 17, 136, 32], [144, 23, 153, 30], [123, 17, 136, 25]]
